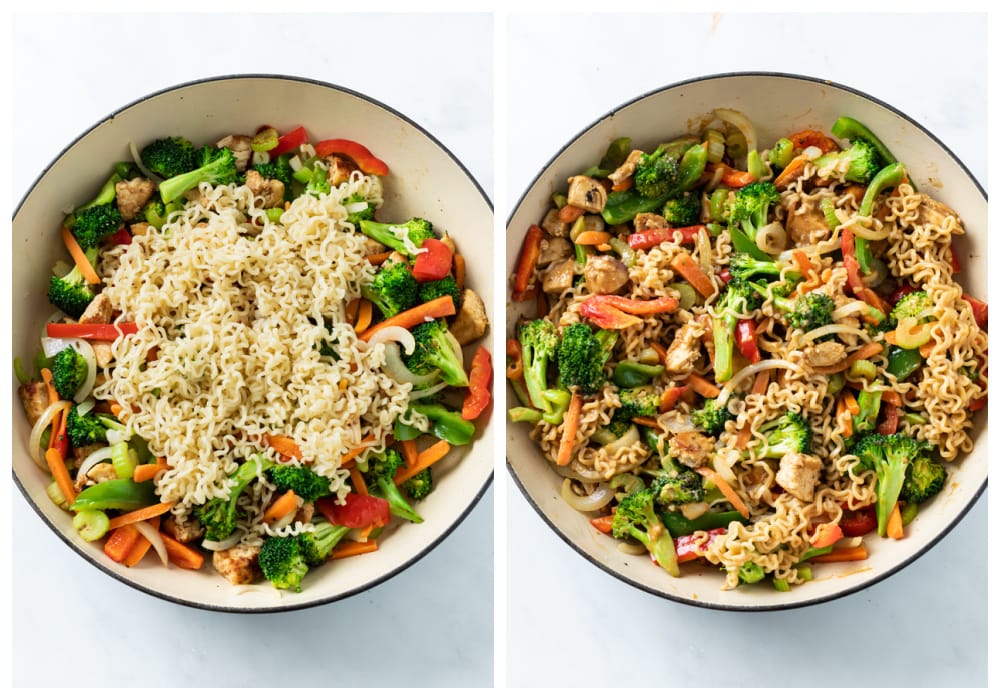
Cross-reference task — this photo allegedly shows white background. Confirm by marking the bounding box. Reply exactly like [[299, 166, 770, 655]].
[[505, 12, 988, 688], [11, 12, 494, 688]]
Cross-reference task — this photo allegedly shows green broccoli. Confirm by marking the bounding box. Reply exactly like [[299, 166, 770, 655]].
[[418, 275, 461, 311], [140, 136, 197, 179], [711, 279, 763, 382], [751, 411, 812, 459], [252, 154, 295, 199], [259, 534, 310, 592], [519, 318, 560, 415], [297, 519, 352, 567], [728, 181, 781, 261], [653, 469, 705, 506], [691, 397, 733, 436], [344, 192, 376, 227], [738, 560, 766, 585], [65, 405, 108, 447], [51, 346, 88, 400], [852, 433, 928, 536], [195, 455, 276, 542], [363, 448, 423, 524], [662, 191, 701, 227], [158, 145, 239, 203], [362, 261, 419, 319], [71, 202, 122, 250], [305, 166, 332, 198], [402, 468, 433, 501], [405, 319, 469, 387], [269, 465, 333, 502], [634, 145, 681, 199], [891, 290, 935, 325], [611, 488, 679, 576], [749, 284, 835, 332], [813, 138, 882, 184], [556, 322, 617, 395], [727, 251, 799, 285], [48, 248, 99, 318], [359, 218, 436, 259], [900, 454, 947, 505], [852, 389, 882, 436], [617, 386, 660, 421]]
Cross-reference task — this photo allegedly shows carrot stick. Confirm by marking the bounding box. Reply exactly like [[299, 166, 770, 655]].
[[342, 436, 377, 467], [791, 249, 815, 277], [836, 395, 854, 438], [358, 523, 376, 541], [122, 516, 161, 567], [650, 340, 668, 366], [345, 297, 360, 325], [109, 401, 124, 418], [687, 373, 720, 398], [358, 295, 456, 342], [886, 502, 904, 540], [810, 545, 868, 563], [107, 501, 174, 530], [350, 469, 369, 497], [632, 416, 661, 429], [919, 339, 936, 359], [750, 369, 770, 395], [590, 515, 615, 534], [693, 466, 750, 520], [160, 532, 205, 570], [883, 330, 898, 345], [774, 155, 809, 189], [353, 299, 373, 334], [454, 253, 466, 289], [365, 252, 392, 265], [843, 391, 860, 416], [670, 252, 716, 298], [556, 392, 583, 466], [61, 225, 101, 285], [40, 367, 59, 406], [133, 463, 161, 483], [400, 439, 419, 471], [262, 489, 300, 524], [265, 434, 303, 461], [735, 423, 754, 451], [393, 440, 451, 484], [574, 230, 612, 247], [331, 540, 378, 559], [45, 447, 77, 506], [105, 525, 141, 563], [558, 204, 584, 223], [611, 177, 633, 192]]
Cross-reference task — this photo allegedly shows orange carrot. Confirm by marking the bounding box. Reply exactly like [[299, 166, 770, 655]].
[[886, 502, 904, 540], [810, 545, 868, 563], [350, 468, 369, 497], [45, 447, 76, 506], [265, 434, 303, 461], [358, 523, 376, 541], [810, 523, 844, 549], [109, 401, 124, 418], [400, 439, 419, 471], [843, 391, 860, 416], [62, 225, 102, 284], [331, 540, 378, 559], [262, 489, 300, 524], [556, 392, 583, 466], [882, 330, 898, 345], [574, 230, 612, 247], [353, 298, 373, 334], [365, 252, 392, 265], [107, 501, 174, 530], [454, 253, 466, 289], [122, 516, 161, 567], [750, 369, 770, 395], [632, 416, 661, 429], [393, 440, 451, 484], [40, 367, 59, 406], [686, 373, 721, 398], [650, 341, 668, 366], [358, 295, 456, 342], [836, 395, 854, 438], [670, 252, 716, 298], [694, 467, 750, 520], [735, 424, 754, 451], [558, 204, 584, 223], [105, 525, 142, 563], [342, 437, 377, 467], [133, 463, 161, 483], [792, 249, 815, 277], [774, 155, 809, 189], [611, 177, 633, 192], [160, 532, 205, 570], [919, 339, 936, 359], [659, 385, 687, 413], [882, 390, 903, 407], [345, 297, 360, 325], [590, 515, 615, 534]]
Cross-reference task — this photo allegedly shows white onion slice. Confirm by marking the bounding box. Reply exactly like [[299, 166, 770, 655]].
[[134, 519, 169, 566], [129, 140, 163, 183], [832, 300, 870, 321], [778, 235, 842, 261], [680, 501, 710, 520], [551, 465, 606, 484], [802, 145, 823, 160], [716, 359, 804, 407], [846, 220, 890, 241], [28, 400, 72, 470], [76, 398, 95, 416], [367, 325, 416, 354], [798, 324, 873, 347], [713, 447, 741, 484], [602, 425, 641, 455], [839, 536, 863, 549], [201, 530, 244, 552], [755, 222, 787, 256], [345, 200, 370, 214], [72, 340, 98, 403], [714, 108, 758, 155], [408, 382, 448, 400], [560, 479, 615, 512], [382, 342, 439, 386], [77, 445, 115, 482], [105, 429, 128, 446], [41, 336, 79, 358]]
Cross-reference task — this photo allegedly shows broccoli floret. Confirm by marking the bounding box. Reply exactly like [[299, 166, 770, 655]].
[[653, 469, 705, 506], [729, 181, 781, 259], [662, 191, 701, 227], [71, 202, 122, 250], [359, 218, 436, 259], [750, 285, 835, 332], [711, 279, 763, 382], [852, 433, 928, 536], [738, 560, 766, 585], [305, 166, 332, 198], [48, 248, 98, 318], [852, 389, 882, 436], [344, 192, 376, 227], [634, 145, 682, 199], [813, 138, 881, 184], [362, 261, 419, 319], [297, 519, 352, 567], [51, 346, 88, 400], [900, 454, 947, 505], [418, 275, 461, 312], [195, 455, 275, 542], [891, 290, 934, 325], [556, 322, 618, 395], [140, 136, 197, 179], [269, 465, 333, 502], [617, 386, 659, 421], [402, 468, 433, 501], [259, 534, 310, 592], [728, 251, 799, 285], [611, 488, 678, 575], [691, 397, 733, 436], [753, 411, 812, 459], [158, 145, 239, 203], [405, 319, 469, 387], [65, 405, 108, 447], [363, 448, 423, 524], [519, 318, 560, 414], [252, 154, 295, 199]]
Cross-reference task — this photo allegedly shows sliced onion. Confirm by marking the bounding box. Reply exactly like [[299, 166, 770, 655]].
[[129, 141, 163, 183], [408, 382, 448, 400], [345, 200, 370, 214], [846, 220, 890, 241], [778, 235, 842, 261], [134, 519, 169, 566], [802, 145, 823, 160], [105, 429, 128, 446], [382, 342, 438, 386], [601, 425, 641, 456], [552, 465, 606, 484], [716, 359, 804, 408], [680, 501, 710, 520], [839, 536, 864, 549], [367, 325, 416, 354], [832, 300, 870, 321], [798, 324, 873, 347], [714, 108, 758, 155], [756, 222, 787, 256], [72, 340, 97, 403], [41, 336, 79, 358], [251, 150, 271, 166], [201, 530, 244, 552], [28, 400, 72, 470], [696, 227, 714, 276], [77, 445, 115, 482], [76, 398, 95, 416], [560, 479, 615, 512]]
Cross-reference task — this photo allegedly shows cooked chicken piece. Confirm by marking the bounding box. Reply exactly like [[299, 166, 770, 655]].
[[245, 169, 286, 209], [74, 462, 117, 490], [216, 134, 253, 172], [18, 381, 49, 426], [664, 321, 705, 375], [439, 232, 457, 254], [449, 289, 489, 346], [542, 258, 576, 295], [130, 222, 150, 237], [78, 293, 112, 325], [363, 238, 387, 257], [785, 201, 830, 244], [566, 176, 607, 213], [213, 543, 262, 586], [541, 209, 570, 238], [72, 443, 102, 465], [387, 251, 408, 265], [91, 341, 114, 368], [634, 212, 668, 232], [803, 341, 846, 368], [161, 513, 205, 545], [914, 193, 962, 232], [776, 453, 823, 501], [115, 178, 155, 222], [841, 184, 867, 206], [293, 502, 315, 525], [583, 255, 629, 294], [608, 149, 644, 186], [668, 431, 716, 469], [537, 237, 573, 266], [325, 155, 356, 187]]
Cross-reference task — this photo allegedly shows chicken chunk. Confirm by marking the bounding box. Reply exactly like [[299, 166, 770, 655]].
[[293, 502, 315, 525], [213, 542, 262, 586], [634, 212, 668, 232], [566, 176, 607, 214], [244, 169, 286, 209], [541, 209, 570, 238], [72, 443, 102, 465], [78, 293, 112, 325], [785, 201, 830, 244], [608, 149, 644, 186], [914, 193, 963, 233], [537, 236, 573, 266], [18, 381, 49, 426], [115, 178, 155, 222], [775, 453, 823, 501], [91, 341, 114, 368], [216, 134, 253, 172], [664, 321, 704, 375], [668, 431, 716, 469], [130, 221, 150, 237], [449, 288, 489, 346], [325, 155, 357, 187], [542, 258, 576, 295], [161, 512, 205, 545], [583, 255, 629, 295], [803, 341, 846, 368], [74, 462, 117, 490]]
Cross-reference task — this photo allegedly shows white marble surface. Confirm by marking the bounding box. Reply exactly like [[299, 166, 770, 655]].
[[505, 12, 987, 688], [11, 13, 494, 688]]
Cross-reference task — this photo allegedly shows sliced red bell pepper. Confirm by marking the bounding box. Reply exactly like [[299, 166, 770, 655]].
[[627, 225, 708, 249], [412, 238, 453, 282], [107, 227, 132, 247], [841, 228, 865, 295], [839, 505, 878, 537], [876, 403, 899, 435], [589, 294, 679, 315], [268, 126, 309, 157], [962, 293, 988, 329], [462, 346, 493, 420], [718, 267, 732, 286], [969, 394, 987, 412], [580, 297, 641, 330], [949, 242, 961, 274], [675, 528, 726, 564], [314, 138, 389, 176], [788, 129, 839, 154], [590, 515, 614, 534], [512, 224, 544, 297], [888, 284, 919, 307], [735, 318, 761, 363], [47, 322, 139, 341], [658, 384, 687, 412], [316, 493, 391, 529]]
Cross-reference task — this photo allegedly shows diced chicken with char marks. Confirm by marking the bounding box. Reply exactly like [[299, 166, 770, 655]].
[[664, 320, 705, 375], [668, 431, 716, 469], [213, 542, 262, 586], [541, 258, 576, 295], [78, 293, 112, 325], [449, 288, 489, 346], [325, 155, 357, 187], [161, 513, 205, 544], [245, 169, 286, 209], [583, 256, 629, 295], [785, 200, 830, 244], [634, 212, 668, 232], [216, 134, 253, 172], [75, 462, 118, 490], [913, 193, 963, 233], [776, 453, 823, 501], [803, 341, 846, 368], [566, 176, 607, 214], [537, 237, 573, 266], [608, 149, 644, 186], [115, 178, 155, 222], [541, 209, 570, 238]]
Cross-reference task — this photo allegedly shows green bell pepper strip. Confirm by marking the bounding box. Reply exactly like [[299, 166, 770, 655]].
[[408, 403, 476, 446], [660, 509, 747, 537], [799, 544, 834, 562], [70, 479, 158, 512], [854, 163, 907, 277], [541, 388, 572, 425], [900, 501, 919, 526], [612, 360, 664, 388], [508, 406, 543, 423], [582, 136, 633, 178], [709, 188, 730, 222], [393, 418, 424, 441], [886, 345, 922, 381], [676, 143, 708, 192]]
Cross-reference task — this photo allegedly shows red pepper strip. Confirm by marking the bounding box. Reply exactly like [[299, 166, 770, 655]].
[[888, 284, 919, 307], [590, 515, 614, 534], [706, 162, 755, 188], [659, 384, 687, 413], [841, 228, 866, 295], [962, 293, 988, 329], [675, 528, 726, 564], [512, 224, 544, 296], [316, 493, 391, 529], [627, 225, 708, 249], [949, 242, 961, 274], [735, 318, 761, 363], [47, 322, 139, 341], [268, 126, 308, 157], [969, 394, 987, 412], [591, 294, 680, 315], [718, 267, 732, 285], [788, 129, 839, 153], [314, 138, 389, 176], [877, 403, 899, 435], [580, 298, 641, 330], [840, 505, 878, 537], [505, 339, 524, 380], [462, 346, 493, 420], [107, 228, 132, 247], [412, 238, 453, 282]]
